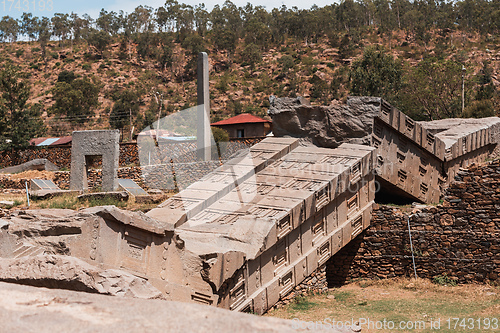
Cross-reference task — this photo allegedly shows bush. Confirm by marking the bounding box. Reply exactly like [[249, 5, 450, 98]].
[[212, 127, 229, 142], [433, 274, 457, 286]]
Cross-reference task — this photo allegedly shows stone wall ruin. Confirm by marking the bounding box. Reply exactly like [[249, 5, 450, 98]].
[[70, 130, 120, 192]]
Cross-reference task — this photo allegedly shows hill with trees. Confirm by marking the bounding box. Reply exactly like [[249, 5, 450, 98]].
[[0, 0, 499, 146]]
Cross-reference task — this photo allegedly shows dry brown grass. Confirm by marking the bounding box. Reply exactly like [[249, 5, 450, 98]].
[[267, 277, 500, 333]]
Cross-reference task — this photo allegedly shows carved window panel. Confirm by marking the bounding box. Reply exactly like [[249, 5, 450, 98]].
[[273, 239, 288, 275], [405, 118, 415, 132], [120, 227, 151, 276], [163, 197, 198, 210], [320, 156, 355, 166], [420, 183, 428, 196], [373, 124, 383, 137], [312, 211, 325, 245], [284, 179, 321, 191], [277, 216, 292, 239], [350, 162, 361, 184], [229, 271, 246, 310], [316, 186, 329, 210], [272, 160, 312, 171], [372, 137, 382, 148], [419, 165, 427, 177], [398, 170, 407, 183], [192, 292, 214, 305], [445, 147, 452, 160], [317, 241, 331, 266], [426, 133, 435, 147], [347, 193, 359, 218], [236, 182, 257, 195], [377, 156, 384, 167], [204, 173, 234, 184], [397, 152, 406, 164], [194, 210, 221, 221], [256, 184, 274, 195], [212, 213, 240, 225], [462, 137, 467, 154], [250, 150, 275, 160], [381, 100, 391, 115], [248, 206, 285, 219], [351, 216, 363, 238], [279, 270, 294, 298]]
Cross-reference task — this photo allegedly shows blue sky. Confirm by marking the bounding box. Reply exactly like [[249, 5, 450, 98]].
[[1, 0, 335, 19]]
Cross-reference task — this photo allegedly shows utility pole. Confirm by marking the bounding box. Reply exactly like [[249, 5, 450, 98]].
[[462, 65, 466, 114]]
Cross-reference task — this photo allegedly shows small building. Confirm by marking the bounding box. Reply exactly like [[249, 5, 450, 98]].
[[211, 114, 272, 138], [29, 136, 72, 147]]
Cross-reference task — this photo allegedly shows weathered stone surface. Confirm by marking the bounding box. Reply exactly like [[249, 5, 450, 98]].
[[0, 158, 59, 174], [0, 281, 355, 333], [268, 96, 380, 148], [0, 200, 15, 208], [270, 96, 500, 204], [0, 255, 163, 299], [77, 191, 129, 202], [70, 130, 120, 192]]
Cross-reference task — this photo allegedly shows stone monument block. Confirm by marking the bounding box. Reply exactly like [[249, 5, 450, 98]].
[[70, 130, 120, 192]]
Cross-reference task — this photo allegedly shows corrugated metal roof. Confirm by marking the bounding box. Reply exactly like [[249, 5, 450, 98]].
[[29, 136, 72, 146]]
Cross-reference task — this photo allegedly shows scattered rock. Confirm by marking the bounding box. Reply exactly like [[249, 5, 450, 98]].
[[0, 255, 164, 299]]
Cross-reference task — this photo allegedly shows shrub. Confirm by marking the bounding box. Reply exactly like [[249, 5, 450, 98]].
[[433, 274, 457, 286]]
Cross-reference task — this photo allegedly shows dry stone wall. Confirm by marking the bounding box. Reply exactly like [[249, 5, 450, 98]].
[[326, 159, 500, 285], [0, 139, 261, 169], [0, 139, 262, 191]]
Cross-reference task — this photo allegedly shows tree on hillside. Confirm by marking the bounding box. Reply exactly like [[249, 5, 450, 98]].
[[87, 29, 111, 57], [51, 13, 70, 42], [37, 17, 52, 60], [20, 13, 39, 41], [194, 4, 209, 36], [109, 88, 143, 130], [0, 65, 45, 149], [50, 76, 100, 123], [400, 58, 467, 120], [96, 9, 121, 35], [0, 16, 19, 42], [349, 46, 403, 104]]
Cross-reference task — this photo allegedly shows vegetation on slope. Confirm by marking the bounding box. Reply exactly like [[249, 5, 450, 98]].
[[0, 0, 499, 147]]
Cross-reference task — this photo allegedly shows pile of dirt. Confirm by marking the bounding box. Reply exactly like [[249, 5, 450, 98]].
[[5, 170, 56, 181]]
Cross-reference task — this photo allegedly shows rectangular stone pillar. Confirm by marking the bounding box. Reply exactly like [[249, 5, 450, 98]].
[[70, 130, 120, 192], [197, 52, 211, 161]]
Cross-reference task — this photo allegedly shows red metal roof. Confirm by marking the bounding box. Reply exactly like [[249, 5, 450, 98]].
[[211, 113, 271, 126]]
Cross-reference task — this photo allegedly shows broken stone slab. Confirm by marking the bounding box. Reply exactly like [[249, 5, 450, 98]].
[[83, 205, 173, 234], [134, 194, 168, 204], [0, 255, 164, 299], [0, 281, 357, 333], [0, 200, 15, 208], [77, 191, 129, 202], [0, 158, 59, 174], [268, 96, 380, 148], [0, 219, 9, 229], [30, 190, 79, 200]]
